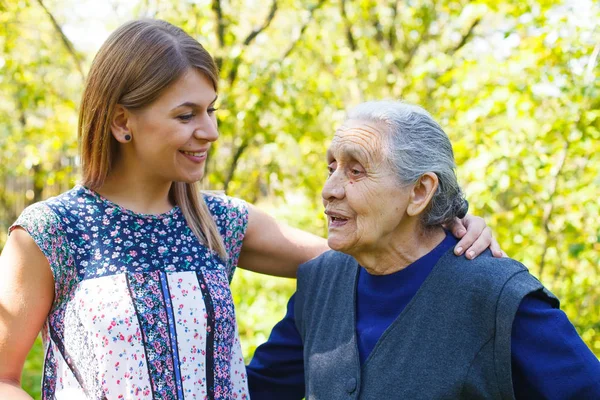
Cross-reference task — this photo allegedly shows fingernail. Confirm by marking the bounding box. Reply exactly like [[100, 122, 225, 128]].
[[455, 246, 463, 255], [468, 250, 475, 259], [458, 229, 466, 236]]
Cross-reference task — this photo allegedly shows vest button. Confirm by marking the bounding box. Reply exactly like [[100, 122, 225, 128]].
[[345, 377, 357, 393]]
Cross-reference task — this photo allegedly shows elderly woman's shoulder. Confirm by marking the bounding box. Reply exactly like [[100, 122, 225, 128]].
[[298, 250, 355, 279], [446, 249, 541, 291], [303, 249, 354, 268], [443, 249, 558, 318]]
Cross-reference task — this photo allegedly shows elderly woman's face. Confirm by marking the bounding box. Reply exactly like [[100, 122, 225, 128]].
[[322, 120, 411, 254]]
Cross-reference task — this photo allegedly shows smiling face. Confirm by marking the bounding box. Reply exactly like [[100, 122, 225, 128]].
[[322, 119, 413, 256], [122, 68, 219, 184]]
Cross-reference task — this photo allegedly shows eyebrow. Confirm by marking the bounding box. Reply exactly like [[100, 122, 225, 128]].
[[171, 95, 218, 111], [327, 147, 367, 164]]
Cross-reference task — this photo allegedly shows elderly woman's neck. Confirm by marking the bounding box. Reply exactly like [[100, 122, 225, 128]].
[[355, 226, 447, 275]]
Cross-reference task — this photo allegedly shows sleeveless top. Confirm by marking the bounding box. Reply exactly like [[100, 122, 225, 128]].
[[10, 185, 250, 400]]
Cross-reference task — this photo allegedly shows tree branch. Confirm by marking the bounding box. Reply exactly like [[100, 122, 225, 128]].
[[392, 2, 437, 72], [222, 1, 326, 189], [223, 139, 250, 193], [281, 0, 327, 60], [393, 29, 429, 72], [244, 0, 278, 46], [413, 15, 481, 90], [36, 0, 85, 81], [388, 0, 400, 49], [340, 0, 357, 51], [448, 17, 481, 55], [228, 0, 278, 85], [211, 0, 225, 69], [212, 0, 225, 48], [538, 137, 570, 279], [371, 9, 384, 44]]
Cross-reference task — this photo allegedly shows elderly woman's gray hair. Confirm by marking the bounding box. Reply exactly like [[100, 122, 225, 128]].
[[347, 100, 468, 227]]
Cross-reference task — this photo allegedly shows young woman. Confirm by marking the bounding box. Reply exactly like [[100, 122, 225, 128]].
[[0, 20, 500, 399]]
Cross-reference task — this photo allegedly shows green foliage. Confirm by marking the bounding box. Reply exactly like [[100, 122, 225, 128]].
[[1, 0, 598, 397]]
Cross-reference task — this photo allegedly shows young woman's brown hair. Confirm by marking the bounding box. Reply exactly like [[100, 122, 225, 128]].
[[79, 19, 226, 259]]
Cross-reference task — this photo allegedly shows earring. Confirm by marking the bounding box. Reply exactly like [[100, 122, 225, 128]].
[[124, 134, 131, 141]]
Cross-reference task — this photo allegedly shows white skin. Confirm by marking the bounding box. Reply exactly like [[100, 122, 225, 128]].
[[323, 119, 494, 273], [0, 70, 500, 397]]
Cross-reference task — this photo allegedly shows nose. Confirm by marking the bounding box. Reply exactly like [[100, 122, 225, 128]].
[[193, 113, 219, 142], [322, 170, 345, 202]]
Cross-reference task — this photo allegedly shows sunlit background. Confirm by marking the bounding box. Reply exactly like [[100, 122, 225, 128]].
[[1, 0, 599, 397]]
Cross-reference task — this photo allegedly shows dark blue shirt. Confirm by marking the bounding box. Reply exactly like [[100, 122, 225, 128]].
[[356, 234, 455, 364], [248, 234, 600, 399]]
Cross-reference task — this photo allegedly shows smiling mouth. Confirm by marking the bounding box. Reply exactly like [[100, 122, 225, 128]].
[[180, 150, 207, 157], [329, 216, 349, 228], [330, 216, 347, 222], [325, 210, 350, 227]]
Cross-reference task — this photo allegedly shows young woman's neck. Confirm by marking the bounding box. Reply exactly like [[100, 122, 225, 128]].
[[95, 159, 175, 215]]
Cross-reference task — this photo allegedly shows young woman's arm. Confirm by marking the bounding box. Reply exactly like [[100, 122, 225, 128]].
[[237, 205, 329, 278], [0, 228, 55, 399], [238, 205, 502, 278]]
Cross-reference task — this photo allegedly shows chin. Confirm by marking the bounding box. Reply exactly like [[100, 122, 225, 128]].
[[177, 170, 206, 183], [179, 177, 204, 184], [327, 236, 352, 254]]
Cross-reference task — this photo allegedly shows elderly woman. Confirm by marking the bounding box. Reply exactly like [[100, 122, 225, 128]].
[[247, 101, 600, 399]]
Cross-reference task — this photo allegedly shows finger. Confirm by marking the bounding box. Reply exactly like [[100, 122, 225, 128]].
[[453, 216, 484, 256], [464, 226, 493, 259], [448, 217, 467, 239], [489, 237, 503, 258]]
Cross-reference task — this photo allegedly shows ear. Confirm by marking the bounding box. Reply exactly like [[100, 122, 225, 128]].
[[406, 172, 439, 217], [110, 105, 133, 143]]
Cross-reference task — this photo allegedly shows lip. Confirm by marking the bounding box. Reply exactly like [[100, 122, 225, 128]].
[[179, 148, 209, 163], [324, 209, 350, 218], [324, 209, 351, 228]]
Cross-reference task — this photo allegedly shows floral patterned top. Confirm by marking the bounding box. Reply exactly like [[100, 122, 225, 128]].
[[10, 185, 250, 400]]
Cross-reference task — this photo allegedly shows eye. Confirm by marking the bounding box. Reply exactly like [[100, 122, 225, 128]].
[[349, 165, 365, 177], [177, 113, 195, 122], [208, 107, 219, 115], [327, 162, 336, 176]]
